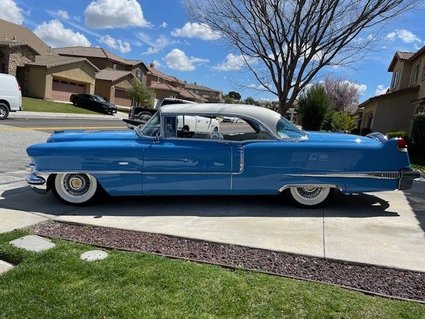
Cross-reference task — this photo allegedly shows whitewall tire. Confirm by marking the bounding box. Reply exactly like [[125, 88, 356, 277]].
[[289, 186, 331, 207], [53, 173, 98, 205]]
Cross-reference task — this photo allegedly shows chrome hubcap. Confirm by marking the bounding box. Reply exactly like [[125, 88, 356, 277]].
[[296, 187, 322, 198], [63, 174, 90, 196]]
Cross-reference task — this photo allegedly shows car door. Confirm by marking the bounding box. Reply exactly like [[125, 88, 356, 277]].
[[142, 115, 232, 194]]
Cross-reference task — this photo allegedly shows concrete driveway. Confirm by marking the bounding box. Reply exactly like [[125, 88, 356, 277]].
[[1, 174, 424, 272]]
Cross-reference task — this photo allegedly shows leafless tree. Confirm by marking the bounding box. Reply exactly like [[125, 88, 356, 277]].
[[185, 0, 422, 115], [323, 76, 361, 113]]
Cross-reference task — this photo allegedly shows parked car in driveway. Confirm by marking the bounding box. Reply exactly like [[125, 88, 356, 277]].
[[26, 103, 419, 206], [70, 94, 117, 115], [0, 74, 22, 119]]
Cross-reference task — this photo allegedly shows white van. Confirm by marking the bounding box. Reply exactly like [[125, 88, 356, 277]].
[[0, 74, 22, 119]]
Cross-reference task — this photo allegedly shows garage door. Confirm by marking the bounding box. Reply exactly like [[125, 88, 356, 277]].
[[51, 79, 86, 102], [114, 89, 132, 107]]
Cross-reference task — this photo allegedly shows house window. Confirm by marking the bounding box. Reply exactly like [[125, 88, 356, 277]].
[[135, 68, 142, 79], [112, 64, 117, 70], [422, 64, 425, 81], [392, 70, 400, 89], [411, 64, 420, 85]]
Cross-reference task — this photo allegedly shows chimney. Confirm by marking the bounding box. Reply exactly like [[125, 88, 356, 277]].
[[150, 62, 155, 68]]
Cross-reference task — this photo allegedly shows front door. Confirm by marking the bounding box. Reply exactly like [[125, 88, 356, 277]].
[[142, 138, 232, 194]]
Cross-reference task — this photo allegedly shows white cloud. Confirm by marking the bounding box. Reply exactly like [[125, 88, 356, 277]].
[[33, 20, 91, 48], [171, 22, 220, 41], [56, 10, 70, 20], [375, 84, 388, 95], [99, 35, 131, 53], [0, 0, 24, 24], [248, 83, 269, 91], [137, 32, 171, 55], [84, 0, 150, 29], [164, 48, 208, 71], [213, 53, 257, 71], [348, 82, 367, 96], [159, 22, 168, 29], [386, 29, 422, 44]]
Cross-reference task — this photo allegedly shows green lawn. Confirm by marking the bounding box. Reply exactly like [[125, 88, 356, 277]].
[[0, 231, 423, 319], [22, 97, 98, 114]]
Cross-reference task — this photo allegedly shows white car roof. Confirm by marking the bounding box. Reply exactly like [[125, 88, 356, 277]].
[[160, 103, 281, 132]]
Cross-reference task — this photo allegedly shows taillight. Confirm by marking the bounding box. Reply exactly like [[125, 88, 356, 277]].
[[396, 138, 408, 152]]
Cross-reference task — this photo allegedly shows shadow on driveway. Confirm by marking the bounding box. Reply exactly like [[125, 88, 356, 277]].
[[403, 180, 425, 234], [0, 185, 400, 218]]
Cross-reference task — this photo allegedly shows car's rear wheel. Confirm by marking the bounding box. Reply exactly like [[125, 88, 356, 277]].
[[0, 103, 9, 120], [53, 173, 98, 205], [289, 186, 331, 207]]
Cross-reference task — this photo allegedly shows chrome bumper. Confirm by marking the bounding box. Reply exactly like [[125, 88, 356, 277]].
[[398, 169, 421, 190], [25, 163, 49, 194]]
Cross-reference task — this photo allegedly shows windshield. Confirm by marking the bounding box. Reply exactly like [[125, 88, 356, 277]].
[[92, 95, 106, 102], [136, 112, 160, 137], [276, 117, 306, 139]]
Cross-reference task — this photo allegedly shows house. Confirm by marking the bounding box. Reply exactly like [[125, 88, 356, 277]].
[[54, 46, 146, 106], [358, 47, 425, 135], [0, 19, 98, 101], [94, 69, 137, 106], [184, 82, 223, 103], [145, 63, 206, 103]]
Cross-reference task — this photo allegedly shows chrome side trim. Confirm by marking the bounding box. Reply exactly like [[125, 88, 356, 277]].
[[142, 172, 229, 175], [36, 170, 141, 175], [279, 184, 342, 193], [239, 145, 245, 173], [285, 171, 400, 180]]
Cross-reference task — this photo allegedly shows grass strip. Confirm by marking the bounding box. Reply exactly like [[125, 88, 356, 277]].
[[0, 230, 423, 319]]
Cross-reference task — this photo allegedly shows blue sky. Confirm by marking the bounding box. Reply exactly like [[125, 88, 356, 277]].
[[2, 0, 425, 102]]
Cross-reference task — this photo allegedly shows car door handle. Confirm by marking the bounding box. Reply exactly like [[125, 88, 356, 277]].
[[118, 162, 129, 166]]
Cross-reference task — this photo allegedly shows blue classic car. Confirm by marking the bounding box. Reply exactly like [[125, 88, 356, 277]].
[[26, 104, 419, 207]]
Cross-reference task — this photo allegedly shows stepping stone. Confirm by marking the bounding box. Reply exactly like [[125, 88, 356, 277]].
[[9, 235, 56, 252], [0, 260, 14, 275], [80, 250, 109, 262]]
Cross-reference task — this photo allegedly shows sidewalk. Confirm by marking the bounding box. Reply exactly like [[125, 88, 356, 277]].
[[10, 110, 128, 120]]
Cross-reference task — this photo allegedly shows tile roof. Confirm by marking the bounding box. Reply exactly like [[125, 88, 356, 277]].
[[96, 69, 133, 82], [184, 82, 216, 92], [53, 46, 141, 66], [0, 19, 53, 55], [146, 65, 179, 83], [27, 55, 99, 70], [149, 82, 179, 92], [397, 51, 414, 60], [388, 51, 415, 71]]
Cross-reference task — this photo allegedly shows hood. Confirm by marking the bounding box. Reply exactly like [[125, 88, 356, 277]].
[[305, 131, 379, 145], [47, 130, 138, 143]]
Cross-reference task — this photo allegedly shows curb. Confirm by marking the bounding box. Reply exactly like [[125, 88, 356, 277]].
[[9, 111, 128, 120]]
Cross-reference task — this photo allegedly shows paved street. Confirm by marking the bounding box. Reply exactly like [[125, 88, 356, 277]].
[[0, 114, 424, 272]]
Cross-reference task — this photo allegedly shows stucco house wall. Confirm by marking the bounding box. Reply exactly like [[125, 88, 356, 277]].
[[372, 91, 418, 134], [26, 61, 96, 100], [27, 66, 47, 99]]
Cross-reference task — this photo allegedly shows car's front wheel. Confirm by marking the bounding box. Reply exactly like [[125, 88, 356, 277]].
[[289, 186, 331, 208], [0, 103, 9, 120], [52, 173, 98, 205]]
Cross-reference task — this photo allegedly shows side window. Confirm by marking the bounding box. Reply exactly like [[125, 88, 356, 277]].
[[164, 116, 177, 138], [218, 117, 272, 141]]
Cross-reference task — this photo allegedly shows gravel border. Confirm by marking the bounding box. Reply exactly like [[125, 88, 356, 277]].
[[31, 221, 425, 303]]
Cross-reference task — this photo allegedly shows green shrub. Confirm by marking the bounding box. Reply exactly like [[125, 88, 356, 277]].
[[386, 131, 407, 139], [298, 84, 330, 131], [412, 114, 425, 146], [330, 111, 356, 132]]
